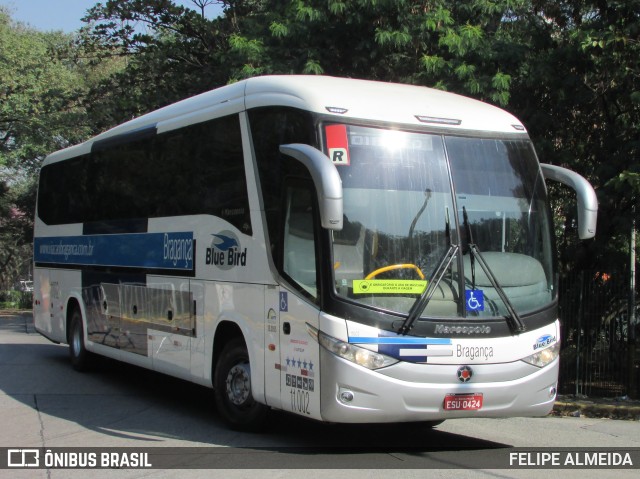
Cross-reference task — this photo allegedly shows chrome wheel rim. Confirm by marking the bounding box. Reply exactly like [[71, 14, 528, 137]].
[[225, 363, 250, 406]]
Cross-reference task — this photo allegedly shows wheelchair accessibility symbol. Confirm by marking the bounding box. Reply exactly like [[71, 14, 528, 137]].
[[465, 290, 484, 312], [279, 292, 288, 312]]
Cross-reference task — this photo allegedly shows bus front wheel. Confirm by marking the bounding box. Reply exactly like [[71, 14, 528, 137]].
[[214, 338, 267, 430]]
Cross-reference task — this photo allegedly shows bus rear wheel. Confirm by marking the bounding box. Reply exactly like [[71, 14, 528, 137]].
[[68, 308, 92, 372], [214, 338, 267, 430]]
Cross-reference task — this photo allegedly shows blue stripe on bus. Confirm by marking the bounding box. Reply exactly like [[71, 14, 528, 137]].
[[348, 336, 452, 345], [34, 232, 194, 271]]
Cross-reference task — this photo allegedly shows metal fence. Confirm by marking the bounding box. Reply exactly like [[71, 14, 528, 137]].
[[558, 270, 639, 398]]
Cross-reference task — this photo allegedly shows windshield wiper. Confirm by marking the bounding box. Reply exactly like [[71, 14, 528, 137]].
[[398, 210, 458, 335], [462, 207, 526, 334]]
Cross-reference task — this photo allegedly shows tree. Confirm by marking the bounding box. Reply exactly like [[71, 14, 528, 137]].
[[219, 0, 517, 105], [80, 0, 238, 122], [0, 12, 89, 172], [0, 8, 101, 289], [79, 1, 519, 115], [503, 0, 640, 271]]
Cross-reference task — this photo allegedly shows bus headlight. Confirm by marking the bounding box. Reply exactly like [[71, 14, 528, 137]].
[[307, 325, 398, 370], [522, 342, 560, 368]]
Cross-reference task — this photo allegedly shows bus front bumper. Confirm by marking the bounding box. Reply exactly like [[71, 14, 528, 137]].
[[319, 348, 559, 423]]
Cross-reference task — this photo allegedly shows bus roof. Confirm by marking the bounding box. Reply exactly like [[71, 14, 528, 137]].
[[44, 75, 527, 165]]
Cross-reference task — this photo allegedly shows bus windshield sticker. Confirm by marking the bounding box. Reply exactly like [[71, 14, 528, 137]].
[[465, 289, 485, 312], [353, 280, 427, 294], [325, 124, 350, 166]]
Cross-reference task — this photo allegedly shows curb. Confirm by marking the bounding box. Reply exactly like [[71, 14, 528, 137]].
[[553, 396, 640, 420]]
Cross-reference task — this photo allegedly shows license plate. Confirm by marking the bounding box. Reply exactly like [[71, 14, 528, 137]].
[[443, 393, 483, 411]]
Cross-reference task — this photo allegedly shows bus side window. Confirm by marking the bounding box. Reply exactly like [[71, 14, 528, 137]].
[[248, 107, 316, 270], [283, 184, 318, 300]]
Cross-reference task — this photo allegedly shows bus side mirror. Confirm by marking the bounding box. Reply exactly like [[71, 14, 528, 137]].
[[279, 144, 343, 230], [541, 163, 598, 240]]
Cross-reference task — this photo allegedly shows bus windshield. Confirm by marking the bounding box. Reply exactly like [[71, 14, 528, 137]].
[[326, 124, 555, 320]]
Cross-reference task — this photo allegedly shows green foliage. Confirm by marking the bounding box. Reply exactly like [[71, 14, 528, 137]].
[[607, 172, 640, 193], [507, 0, 639, 269], [421, 54, 447, 75], [229, 34, 265, 62], [374, 28, 412, 48], [303, 58, 324, 75], [269, 21, 289, 38], [0, 290, 33, 310], [76, 1, 531, 105], [0, 13, 89, 173]]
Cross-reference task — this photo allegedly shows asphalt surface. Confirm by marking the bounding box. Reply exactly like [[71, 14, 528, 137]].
[[1, 309, 639, 478]]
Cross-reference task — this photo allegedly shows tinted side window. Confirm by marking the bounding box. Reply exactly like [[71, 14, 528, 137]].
[[38, 155, 89, 225], [37, 115, 251, 234], [157, 117, 251, 233], [248, 107, 316, 268], [90, 137, 153, 222]]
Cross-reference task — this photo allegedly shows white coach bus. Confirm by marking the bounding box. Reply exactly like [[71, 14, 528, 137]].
[[33, 76, 597, 429]]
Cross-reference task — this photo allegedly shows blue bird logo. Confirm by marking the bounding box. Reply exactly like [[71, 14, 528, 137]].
[[533, 334, 556, 350], [211, 234, 239, 251]]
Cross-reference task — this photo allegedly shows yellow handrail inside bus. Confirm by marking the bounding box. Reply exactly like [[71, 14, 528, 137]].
[[365, 263, 425, 280]]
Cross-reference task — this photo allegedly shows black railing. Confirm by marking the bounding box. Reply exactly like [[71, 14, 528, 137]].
[[558, 270, 639, 398]]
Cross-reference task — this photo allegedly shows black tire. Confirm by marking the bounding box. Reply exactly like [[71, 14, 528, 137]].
[[68, 308, 92, 372], [214, 337, 268, 431]]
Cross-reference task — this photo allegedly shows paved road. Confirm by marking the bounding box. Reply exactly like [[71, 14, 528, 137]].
[[1, 311, 639, 478]]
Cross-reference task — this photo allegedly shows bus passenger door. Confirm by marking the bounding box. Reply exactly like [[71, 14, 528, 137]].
[[264, 285, 281, 409], [278, 289, 321, 420], [276, 182, 322, 420], [265, 285, 321, 420]]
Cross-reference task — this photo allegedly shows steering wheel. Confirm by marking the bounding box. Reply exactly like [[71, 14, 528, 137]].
[[365, 263, 425, 280]]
